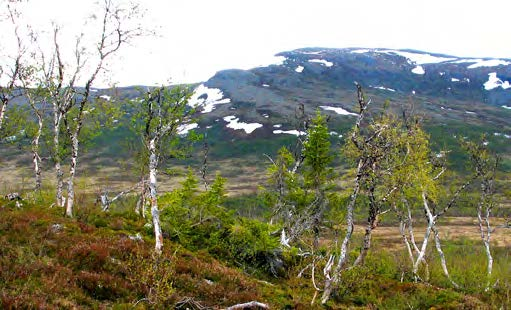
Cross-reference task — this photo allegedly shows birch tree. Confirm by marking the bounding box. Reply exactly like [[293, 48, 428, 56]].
[[0, 1, 26, 133], [16, 65, 51, 191], [350, 111, 404, 267], [392, 123, 482, 288], [322, 83, 369, 304], [462, 136, 499, 291], [133, 86, 196, 254], [38, 0, 144, 214]]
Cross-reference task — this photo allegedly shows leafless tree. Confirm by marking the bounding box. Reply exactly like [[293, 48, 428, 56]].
[[0, 1, 26, 132], [321, 83, 370, 304], [37, 0, 144, 215]]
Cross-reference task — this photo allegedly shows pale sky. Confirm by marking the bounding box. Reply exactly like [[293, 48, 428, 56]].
[[2, 0, 510, 87]]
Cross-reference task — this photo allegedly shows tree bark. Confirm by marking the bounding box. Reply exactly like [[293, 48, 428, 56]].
[[53, 108, 64, 207], [432, 225, 459, 289], [353, 216, 374, 267], [0, 100, 6, 131], [413, 192, 435, 282], [353, 190, 379, 267], [321, 159, 362, 304], [65, 132, 79, 217], [477, 180, 493, 291], [31, 113, 43, 191], [149, 138, 163, 254]]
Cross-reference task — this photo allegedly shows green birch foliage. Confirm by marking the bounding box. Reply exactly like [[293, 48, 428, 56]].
[[342, 108, 441, 218], [129, 86, 201, 170], [398, 120, 441, 204], [0, 103, 29, 142]]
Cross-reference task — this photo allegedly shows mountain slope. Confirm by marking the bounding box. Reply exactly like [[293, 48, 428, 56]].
[[187, 48, 510, 135]]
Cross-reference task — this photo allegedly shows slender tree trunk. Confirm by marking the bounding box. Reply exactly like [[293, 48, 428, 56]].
[[477, 186, 493, 291], [53, 108, 64, 207], [413, 192, 435, 282], [405, 203, 430, 281], [400, 220, 415, 266], [321, 159, 362, 304], [431, 225, 460, 289], [354, 193, 378, 266], [0, 100, 7, 131], [149, 138, 163, 254], [65, 133, 79, 217], [32, 113, 43, 191]]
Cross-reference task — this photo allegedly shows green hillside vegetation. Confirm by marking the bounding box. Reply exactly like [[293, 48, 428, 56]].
[[1, 1, 511, 308], [1, 177, 510, 308], [2, 87, 511, 308]]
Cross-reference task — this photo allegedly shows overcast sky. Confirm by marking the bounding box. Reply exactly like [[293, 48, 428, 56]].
[[3, 0, 510, 87]]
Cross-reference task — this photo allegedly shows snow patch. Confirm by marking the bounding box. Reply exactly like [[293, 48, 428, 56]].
[[99, 95, 111, 101], [255, 55, 286, 68], [451, 78, 460, 82], [177, 123, 198, 135], [451, 58, 511, 69], [411, 65, 425, 75], [295, 65, 304, 73], [484, 73, 511, 90], [452, 58, 481, 63], [350, 49, 370, 54], [262, 113, 269, 118], [262, 84, 270, 87], [189, 84, 231, 113], [467, 59, 511, 69], [273, 129, 305, 136], [465, 111, 476, 115], [502, 105, 511, 110], [308, 59, 333, 67], [299, 50, 324, 55], [372, 86, 396, 92], [329, 131, 343, 138], [319, 105, 357, 116], [223, 115, 262, 134], [494, 132, 511, 139], [273, 124, 282, 128], [380, 50, 455, 64]]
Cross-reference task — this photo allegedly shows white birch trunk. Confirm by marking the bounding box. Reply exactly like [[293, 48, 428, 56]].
[[321, 159, 362, 304], [413, 192, 435, 282], [32, 113, 43, 191], [353, 199, 378, 267], [53, 109, 64, 207], [0, 101, 6, 131], [400, 221, 415, 267], [354, 221, 373, 267], [405, 204, 430, 281], [477, 194, 493, 291], [149, 138, 163, 254], [432, 225, 460, 289], [65, 133, 79, 217]]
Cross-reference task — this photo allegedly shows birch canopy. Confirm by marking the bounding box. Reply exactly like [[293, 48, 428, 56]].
[[132, 86, 197, 254]]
